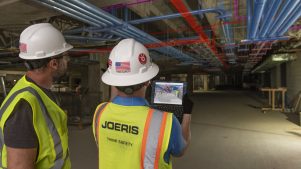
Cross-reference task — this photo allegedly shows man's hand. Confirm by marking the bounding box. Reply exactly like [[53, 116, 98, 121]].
[[179, 94, 193, 155], [183, 94, 194, 114]]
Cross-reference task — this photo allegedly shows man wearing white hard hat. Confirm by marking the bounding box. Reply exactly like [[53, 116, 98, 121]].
[[0, 23, 72, 169], [93, 38, 192, 169]]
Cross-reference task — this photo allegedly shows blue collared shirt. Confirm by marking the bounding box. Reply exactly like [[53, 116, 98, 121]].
[[112, 96, 186, 163]]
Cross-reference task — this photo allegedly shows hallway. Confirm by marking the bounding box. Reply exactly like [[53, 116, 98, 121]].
[[69, 91, 301, 169]]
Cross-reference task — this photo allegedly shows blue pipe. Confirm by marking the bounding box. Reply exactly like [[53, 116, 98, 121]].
[[222, 22, 229, 42], [39, 0, 126, 39], [57, 0, 113, 26], [64, 35, 120, 41], [260, 0, 269, 22], [241, 36, 289, 43], [73, 0, 175, 54], [41, 0, 148, 43], [39, 0, 199, 62], [269, 0, 300, 37], [277, 1, 301, 36], [71, 0, 125, 25], [39, 1, 153, 52], [258, 0, 282, 38], [128, 8, 229, 24], [63, 6, 232, 47], [249, 0, 267, 39], [228, 23, 233, 43], [38, 1, 99, 27], [40, 0, 106, 27], [118, 30, 191, 61], [247, 0, 252, 39], [114, 29, 193, 61], [72, 0, 160, 42]]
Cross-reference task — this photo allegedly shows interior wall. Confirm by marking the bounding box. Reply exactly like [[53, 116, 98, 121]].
[[98, 53, 110, 102], [286, 52, 301, 102], [82, 53, 103, 116], [270, 65, 281, 88]]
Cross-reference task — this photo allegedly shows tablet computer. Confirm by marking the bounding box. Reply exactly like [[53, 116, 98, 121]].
[[151, 81, 187, 105], [150, 81, 187, 123]]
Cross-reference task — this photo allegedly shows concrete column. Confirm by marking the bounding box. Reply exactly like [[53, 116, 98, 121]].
[[98, 53, 110, 102], [203, 75, 209, 91], [187, 73, 193, 93], [276, 65, 281, 88], [82, 54, 101, 115]]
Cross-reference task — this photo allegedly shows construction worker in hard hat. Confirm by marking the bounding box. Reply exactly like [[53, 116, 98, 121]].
[[93, 38, 192, 169], [0, 23, 72, 169]]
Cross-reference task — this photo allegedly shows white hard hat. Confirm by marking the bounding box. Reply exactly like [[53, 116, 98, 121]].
[[102, 38, 159, 86], [19, 23, 73, 60]]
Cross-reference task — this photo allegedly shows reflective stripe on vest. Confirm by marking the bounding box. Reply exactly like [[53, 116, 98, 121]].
[[94, 104, 168, 169], [0, 129, 4, 169], [141, 109, 168, 169], [93, 102, 109, 144], [0, 87, 66, 169]]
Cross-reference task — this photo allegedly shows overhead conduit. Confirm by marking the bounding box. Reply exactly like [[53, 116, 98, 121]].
[[64, 8, 233, 63], [248, 0, 301, 41], [36, 0, 197, 63], [245, 0, 301, 71], [64, 8, 232, 45], [60, 2, 231, 68], [170, 0, 229, 69], [63, 6, 233, 67]]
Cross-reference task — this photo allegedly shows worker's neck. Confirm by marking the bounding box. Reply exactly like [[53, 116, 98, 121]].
[[26, 70, 53, 89], [117, 88, 146, 98]]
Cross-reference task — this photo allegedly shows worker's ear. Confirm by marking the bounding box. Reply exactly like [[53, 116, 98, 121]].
[[144, 81, 151, 87], [48, 58, 59, 70]]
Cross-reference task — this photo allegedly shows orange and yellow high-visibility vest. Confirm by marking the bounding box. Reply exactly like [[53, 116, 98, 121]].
[[93, 102, 173, 169]]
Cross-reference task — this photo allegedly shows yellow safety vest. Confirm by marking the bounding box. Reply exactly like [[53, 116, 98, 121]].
[[93, 102, 173, 169], [0, 76, 71, 169]]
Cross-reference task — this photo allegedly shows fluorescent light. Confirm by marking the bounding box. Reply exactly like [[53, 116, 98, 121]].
[[272, 53, 296, 62]]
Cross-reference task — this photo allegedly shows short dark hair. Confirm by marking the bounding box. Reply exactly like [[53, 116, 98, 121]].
[[116, 83, 146, 95], [24, 54, 64, 70]]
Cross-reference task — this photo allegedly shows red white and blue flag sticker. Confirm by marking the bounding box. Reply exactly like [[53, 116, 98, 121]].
[[19, 43, 27, 53], [115, 62, 131, 73]]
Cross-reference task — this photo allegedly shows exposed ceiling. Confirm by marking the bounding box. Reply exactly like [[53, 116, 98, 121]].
[[0, 0, 300, 74]]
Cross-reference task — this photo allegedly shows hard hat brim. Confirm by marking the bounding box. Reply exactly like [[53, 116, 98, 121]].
[[19, 44, 73, 60], [102, 63, 159, 86]]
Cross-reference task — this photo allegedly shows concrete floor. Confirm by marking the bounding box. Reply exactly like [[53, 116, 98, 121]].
[[69, 91, 301, 169]]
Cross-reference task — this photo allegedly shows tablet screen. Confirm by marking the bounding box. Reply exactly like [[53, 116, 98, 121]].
[[151, 81, 186, 105]]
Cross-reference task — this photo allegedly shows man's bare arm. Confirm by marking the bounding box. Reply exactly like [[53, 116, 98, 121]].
[[7, 146, 37, 169]]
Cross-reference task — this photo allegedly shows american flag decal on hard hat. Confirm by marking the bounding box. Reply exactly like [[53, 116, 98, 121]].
[[115, 62, 131, 73], [19, 43, 27, 53]]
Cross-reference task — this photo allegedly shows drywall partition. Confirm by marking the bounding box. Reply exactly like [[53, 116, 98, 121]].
[[270, 64, 281, 88], [286, 52, 301, 102]]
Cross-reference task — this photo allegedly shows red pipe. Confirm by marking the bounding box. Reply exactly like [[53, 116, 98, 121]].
[[170, 0, 228, 69], [71, 38, 207, 54], [145, 38, 205, 48]]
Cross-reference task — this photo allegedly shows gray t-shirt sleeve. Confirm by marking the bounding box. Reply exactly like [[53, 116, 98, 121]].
[[4, 99, 38, 148]]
